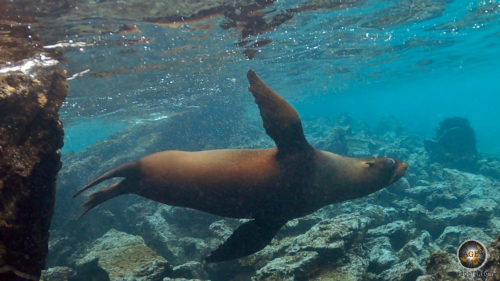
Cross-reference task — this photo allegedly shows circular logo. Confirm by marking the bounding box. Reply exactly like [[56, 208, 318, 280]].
[[457, 239, 488, 269]]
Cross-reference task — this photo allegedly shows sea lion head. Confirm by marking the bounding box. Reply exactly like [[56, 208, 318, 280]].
[[355, 156, 408, 195]]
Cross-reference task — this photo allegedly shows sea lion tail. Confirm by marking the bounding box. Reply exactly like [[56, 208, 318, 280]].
[[78, 182, 123, 218], [73, 161, 137, 198]]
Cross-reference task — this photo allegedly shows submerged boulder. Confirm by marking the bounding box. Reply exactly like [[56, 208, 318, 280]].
[[75, 229, 173, 281], [424, 117, 479, 171]]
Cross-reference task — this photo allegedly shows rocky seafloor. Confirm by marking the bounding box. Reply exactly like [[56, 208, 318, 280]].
[[42, 109, 500, 281]]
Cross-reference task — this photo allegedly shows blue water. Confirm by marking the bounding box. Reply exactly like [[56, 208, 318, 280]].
[[59, 0, 500, 155], [37, 1, 500, 279], [63, 118, 127, 153]]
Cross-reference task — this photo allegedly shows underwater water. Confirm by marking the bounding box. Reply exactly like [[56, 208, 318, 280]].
[[8, 0, 499, 280], [57, 0, 500, 155]]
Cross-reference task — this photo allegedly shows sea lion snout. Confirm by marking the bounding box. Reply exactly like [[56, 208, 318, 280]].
[[389, 160, 408, 184], [361, 157, 408, 187]]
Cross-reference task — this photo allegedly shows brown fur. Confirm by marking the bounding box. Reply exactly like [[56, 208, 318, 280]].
[[74, 70, 408, 262]]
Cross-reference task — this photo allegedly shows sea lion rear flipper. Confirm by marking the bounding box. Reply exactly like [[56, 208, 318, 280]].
[[205, 219, 286, 262], [73, 161, 137, 198], [247, 70, 311, 154]]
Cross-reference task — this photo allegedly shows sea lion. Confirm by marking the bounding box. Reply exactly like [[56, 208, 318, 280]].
[[74, 70, 408, 262]]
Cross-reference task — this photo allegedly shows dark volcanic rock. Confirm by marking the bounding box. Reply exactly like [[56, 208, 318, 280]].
[[424, 117, 480, 172], [0, 13, 67, 281]]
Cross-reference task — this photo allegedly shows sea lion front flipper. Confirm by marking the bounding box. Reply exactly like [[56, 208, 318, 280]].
[[205, 219, 286, 262], [247, 70, 311, 154]]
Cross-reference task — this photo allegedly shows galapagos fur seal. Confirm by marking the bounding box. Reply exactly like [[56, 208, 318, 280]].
[[74, 70, 408, 262]]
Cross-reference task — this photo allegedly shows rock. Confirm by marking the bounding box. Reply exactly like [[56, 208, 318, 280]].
[[366, 236, 399, 274], [424, 117, 479, 171], [176, 237, 211, 263], [289, 214, 370, 256], [478, 158, 500, 180], [163, 277, 210, 281], [314, 253, 368, 281], [403, 168, 499, 215], [252, 251, 320, 281], [402, 185, 437, 203], [410, 203, 496, 240], [484, 234, 500, 281], [280, 215, 322, 237], [367, 220, 416, 251], [403, 150, 430, 187], [133, 207, 187, 263], [247, 214, 370, 280], [435, 226, 492, 253], [307, 116, 379, 157], [172, 261, 207, 280], [72, 258, 110, 281], [46, 235, 74, 269], [347, 133, 378, 157], [0, 11, 67, 281], [406, 168, 499, 240], [312, 124, 350, 155], [424, 163, 444, 183], [128, 205, 216, 264], [442, 168, 495, 199], [378, 258, 424, 281], [398, 231, 438, 264], [416, 251, 462, 281], [331, 203, 399, 229], [424, 191, 458, 210], [40, 266, 76, 281], [376, 134, 418, 161], [75, 229, 172, 281]]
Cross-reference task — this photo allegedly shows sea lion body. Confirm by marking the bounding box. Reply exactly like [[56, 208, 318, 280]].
[[135, 148, 283, 219], [74, 70, 408, 262], [132, 148, 402, 220]]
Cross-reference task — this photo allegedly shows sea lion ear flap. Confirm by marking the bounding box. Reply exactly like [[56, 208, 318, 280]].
[[362, 161, 375, 168]]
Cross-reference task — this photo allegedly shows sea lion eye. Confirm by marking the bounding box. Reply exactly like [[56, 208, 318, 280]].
[[385, 158, 396, 167]]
